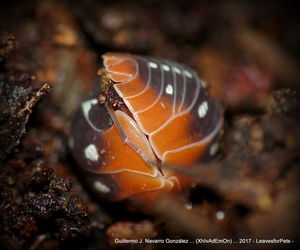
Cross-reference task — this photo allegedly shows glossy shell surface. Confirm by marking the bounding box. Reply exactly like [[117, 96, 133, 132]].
[[70, 53, 223, 204]]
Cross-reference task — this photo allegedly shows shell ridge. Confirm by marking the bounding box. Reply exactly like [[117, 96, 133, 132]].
[[161, 116, 223, 161], [133, 58, 165, 114], [123, 56, 153, 97]]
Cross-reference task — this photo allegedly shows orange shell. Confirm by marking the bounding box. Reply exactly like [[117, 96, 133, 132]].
[[70, 53, 223, 205]]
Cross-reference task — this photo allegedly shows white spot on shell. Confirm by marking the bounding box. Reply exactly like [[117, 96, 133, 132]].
[[162, 64, 170, 71], [94, 181, 110, 193], [149, 62, 158, 68], [183, 70, 193, 78], [82, 99, 98, 116], [198, 101, 208, 118], [84, 144, 99, 162], [210, 142, 219, 156], [165, 84, 173, 95], [216, 211, 225, 220], [81, 99, 104, 132], [173, 67, 181, 74]]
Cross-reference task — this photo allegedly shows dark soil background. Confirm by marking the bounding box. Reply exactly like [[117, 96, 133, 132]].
[[0, 0, 300, 249]]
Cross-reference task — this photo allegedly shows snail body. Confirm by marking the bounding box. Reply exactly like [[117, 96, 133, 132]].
[[70, 53, 223, 204]]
